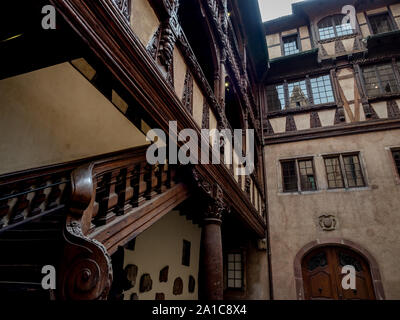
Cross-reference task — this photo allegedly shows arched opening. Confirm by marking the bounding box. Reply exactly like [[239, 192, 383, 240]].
[[178, 1, 218, 90], [294, 239, 385, 300]]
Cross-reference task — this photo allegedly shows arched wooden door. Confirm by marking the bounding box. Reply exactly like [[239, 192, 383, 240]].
[[301, 246, 375, 300]]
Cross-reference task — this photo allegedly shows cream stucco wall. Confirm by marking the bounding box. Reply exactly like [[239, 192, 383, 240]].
[[130, 0, 160, 47], [264, 130, 400, 299], [0, 63, 148, 175], [123, 210, 201, 300]]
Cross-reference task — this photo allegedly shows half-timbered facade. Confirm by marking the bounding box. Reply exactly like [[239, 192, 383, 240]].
[[263, 0, 400, 300]]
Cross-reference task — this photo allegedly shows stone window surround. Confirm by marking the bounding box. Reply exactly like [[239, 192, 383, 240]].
[[280, 157, 318, 193], [323, 152, 366, 189], [293, 238, 385, 300]]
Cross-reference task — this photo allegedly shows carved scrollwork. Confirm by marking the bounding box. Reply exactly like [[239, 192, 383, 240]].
[[59, 164, 113, 300], [192, 168, 229, 222], [158, 23, 176, 68], [112, 0, 131, 21]]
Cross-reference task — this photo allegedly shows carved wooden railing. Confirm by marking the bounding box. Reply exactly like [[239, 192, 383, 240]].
[[59, 144, 179, 299], [0, 145, 180, 299], [0, 165, 72, 233], [71, 146, 176, 235]]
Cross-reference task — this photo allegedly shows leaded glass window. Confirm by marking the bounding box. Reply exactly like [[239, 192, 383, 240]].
[[318, 14, 354, 40], [227, 253, 242, 289], [288, 80, 308, 108], [310, 75, 335, 105], [283, 35, 299, 56], [362, 63, 399, 97]]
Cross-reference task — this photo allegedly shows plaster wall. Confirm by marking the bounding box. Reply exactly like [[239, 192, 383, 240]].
[[264, 130, 400, 299]]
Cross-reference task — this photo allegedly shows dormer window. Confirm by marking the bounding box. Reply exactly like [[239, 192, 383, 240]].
[[283, 34, 300, 56], [318, 14, 354, 40]]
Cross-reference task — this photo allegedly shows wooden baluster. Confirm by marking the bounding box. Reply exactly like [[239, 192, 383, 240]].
[[124, 165, 134, 206], [46, 174, 62, 210], [130, 164, 140, 208], [11, 180, 31, 223], [115, 168, 128, 216], [0, 185, 11, 228], [155, 164, 162, 194], [29, 176, 48, 217], [94, 172, 115, 226], [144, 164, 153, 200], [163, 163, 171, 190]]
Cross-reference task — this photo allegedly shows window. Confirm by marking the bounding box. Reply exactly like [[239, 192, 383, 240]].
[[288, 80, 309, 108], [324, 156, 344, 188], [267, 74, 334, 112], [298, 159, 317, 191], [182, 240, 191, 266], [282, 160, 298, 192], [310, 75, 335, 105], [318, 15, 354, 40], [368, 13, 394, 35], [266, 84, 285, 111], [362, 63, 400, 97], [227, 253, 243, 289], [324, 153, 365, 189], [343, 155, 365, 187], [283, 35, 300, 56], [281, 158, 317, 192], [391, 149, 400, 177]]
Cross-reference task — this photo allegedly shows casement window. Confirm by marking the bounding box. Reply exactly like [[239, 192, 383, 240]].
[[392, 149, 400, 177], [324, 153, 366, 189], [362, 63, 400, 97], [227, 253, 243, 289], [283, 34, 300, 56], [267, 74, 335, 112], [281, 158, 317, 192], [368, 12, 394, 35], [318, 15, 354, 40]]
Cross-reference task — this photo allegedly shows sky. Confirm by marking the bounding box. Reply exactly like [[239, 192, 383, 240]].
[[258, 0, 304, 21]]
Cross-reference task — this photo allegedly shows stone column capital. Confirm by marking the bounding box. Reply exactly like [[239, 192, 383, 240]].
[[192, 168, 230, 223]]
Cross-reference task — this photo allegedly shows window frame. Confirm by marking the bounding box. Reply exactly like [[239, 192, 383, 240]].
[[266, 73, 336, 113], [390, 148, 400, 180], [282, 33, 301, 56], [367, 11, 396, 35], [280, 157, 318, 193], [317, 14, 355, 41], [361, 60, 400, 98], [323, 153, 367, 190], [226, 251, 244, 290]]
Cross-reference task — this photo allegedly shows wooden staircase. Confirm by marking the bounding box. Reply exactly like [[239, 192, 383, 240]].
[[0, 210, 64, 299], [0, 145, 189, 299]]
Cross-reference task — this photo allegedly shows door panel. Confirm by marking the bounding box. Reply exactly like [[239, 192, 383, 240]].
[[301, 246, 375, 300]]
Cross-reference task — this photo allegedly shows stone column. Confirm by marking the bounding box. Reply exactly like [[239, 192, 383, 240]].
[[193, 169, 229, 300], [201, 194, 225, 300]]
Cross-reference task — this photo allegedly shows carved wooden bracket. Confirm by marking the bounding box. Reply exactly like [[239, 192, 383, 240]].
[[192, 168, 230, 223], [59, 164, 113, 300]]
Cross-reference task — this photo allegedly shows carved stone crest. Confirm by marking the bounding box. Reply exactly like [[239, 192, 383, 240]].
[[318, 215, 337, 231]]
